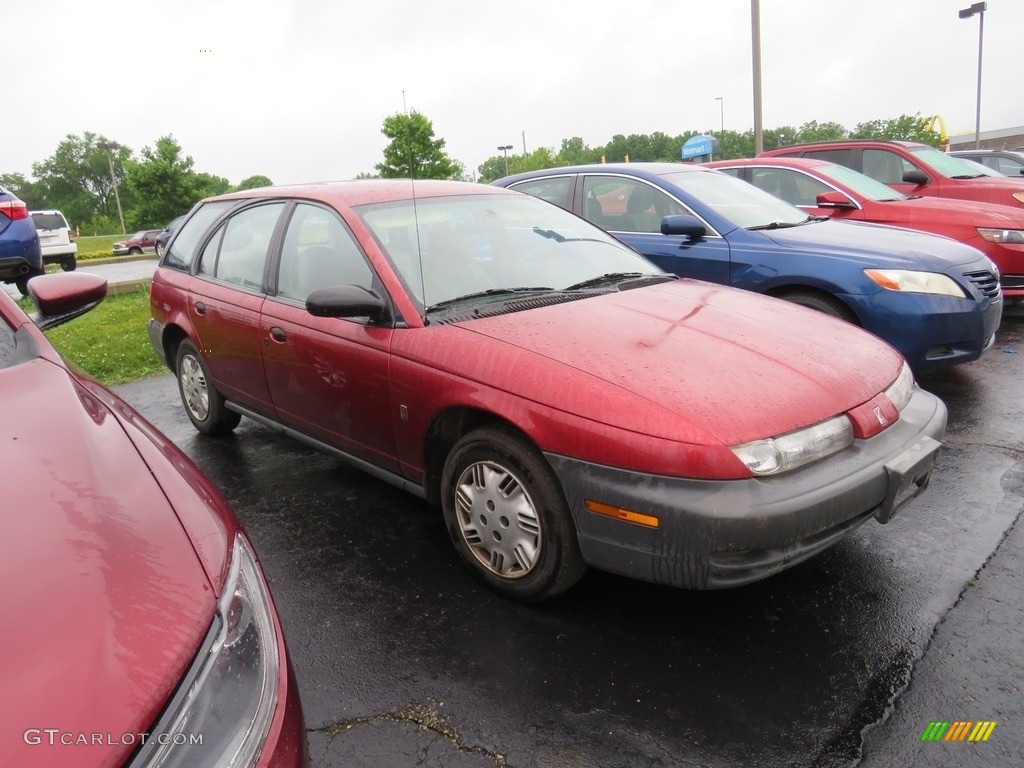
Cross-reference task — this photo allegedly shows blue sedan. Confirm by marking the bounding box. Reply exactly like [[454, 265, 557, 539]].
[[495, 163, 1003, 371]]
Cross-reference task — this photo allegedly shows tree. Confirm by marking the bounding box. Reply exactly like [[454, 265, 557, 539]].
[[235, 174, 273, 191], [375, 111, 457, 179], [31, 132, 132, 228], [125, 136, 201, 228], [194, 172, 232, 200], [557, 137, 602, 166], [852, 114, 943, 147], [0, 173, 47, 209], [795, 120, 848, 144]]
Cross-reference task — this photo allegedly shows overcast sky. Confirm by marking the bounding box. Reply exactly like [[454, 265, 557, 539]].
[[6, 0, 1021, 185]]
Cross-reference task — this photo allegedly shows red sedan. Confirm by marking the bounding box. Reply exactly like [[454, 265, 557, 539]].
[[707, 157, 1024, 300], [1, 272, 307, 767], [149, 180, 946, 601]]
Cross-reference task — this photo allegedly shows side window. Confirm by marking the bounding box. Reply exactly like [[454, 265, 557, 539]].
[[163, 200, 235, 271], [276, 203, 373, 302], [995, 157, 1024, 175], [863, 149, 912, 184], [197, 202, 285, 290], [509, 177, 573, 212], [802, 148, 856, 170], [753, 169, 828, 206], [581, 176, 687, 233]]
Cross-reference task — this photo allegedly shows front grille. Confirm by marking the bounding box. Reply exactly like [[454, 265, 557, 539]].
[[1001, 274, 1024, 289], [963, 270, 1001, 300]]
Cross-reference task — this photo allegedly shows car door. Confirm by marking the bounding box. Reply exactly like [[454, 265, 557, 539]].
[[260, 202, 400, 473], [188, 201, 285, 413], [579, 173, 732, 285]]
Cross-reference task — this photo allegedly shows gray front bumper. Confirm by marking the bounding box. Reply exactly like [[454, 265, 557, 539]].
[[545, 387, 948, 590]]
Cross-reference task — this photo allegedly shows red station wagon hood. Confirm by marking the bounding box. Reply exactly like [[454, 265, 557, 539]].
[[445, 280, 903, 447], [1, 359, 215, 768]]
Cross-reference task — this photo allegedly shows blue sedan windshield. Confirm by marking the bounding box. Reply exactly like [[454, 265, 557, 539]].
[[659, 170, 808, 229]]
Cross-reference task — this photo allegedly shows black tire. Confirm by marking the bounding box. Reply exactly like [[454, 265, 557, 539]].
[[15, 269, 43, 297], [779, 290, 857, 324], [155, 242, 165, 258], [60, 257, 77, 272], [441, 425, 586, 602], [129, 246, 142, 255], [175, 339, 241, 435]]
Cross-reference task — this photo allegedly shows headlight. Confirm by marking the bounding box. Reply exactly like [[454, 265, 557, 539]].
[[884, 361, 915, 412], [731, 415, 853, 476], [1012, 192, 1024, 205], [864, 269, 966, 298], [977, 227, 1024, 244], [132, 534, 280, 768]]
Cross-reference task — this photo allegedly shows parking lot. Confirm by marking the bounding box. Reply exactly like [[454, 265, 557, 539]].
[[108, 307, 1024, 768]]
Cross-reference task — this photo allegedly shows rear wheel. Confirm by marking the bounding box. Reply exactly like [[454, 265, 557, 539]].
[[15, 269, 43, 297], [779, 290, 857, 323], [441, 425, 586, 602], [155, 242, 165, 258], [60, 257, 77, 272], [175, 340, 241, 435]]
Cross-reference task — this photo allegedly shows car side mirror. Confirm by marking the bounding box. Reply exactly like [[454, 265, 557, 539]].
[[660, 214, 706, 240], [815, 191, 856, 209], [306, 285, 390, 323], [28, 272, 108, 331], [902, 170, 929, 185]]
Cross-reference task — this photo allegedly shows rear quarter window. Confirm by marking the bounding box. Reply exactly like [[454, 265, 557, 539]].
[[162, 201, 236, 271], [30, 212, 68, 230]]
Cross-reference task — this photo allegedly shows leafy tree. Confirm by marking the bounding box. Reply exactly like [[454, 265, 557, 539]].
[[852, 114, 943, 147], [557, 137, 602, 166], [125, 136, 201, 228], [194, 172, 232, 200], [795, 120, 848, 144], [235, 174, 273, 191], [477, 156, 511, 184], [0, 173, 48, 209], [375, 110, 457, 179], [31, 132, 132, 228]]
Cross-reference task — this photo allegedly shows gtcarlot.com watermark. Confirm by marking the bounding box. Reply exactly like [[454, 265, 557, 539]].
[[24, 729, 202, 747]]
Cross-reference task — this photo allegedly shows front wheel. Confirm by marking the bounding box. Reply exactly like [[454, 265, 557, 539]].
[[441, 425, 586, 602], [779, 290, 857, 324], [155, 242, 165, 258], [176, 340, 241, 435], [129, 246, 142, 255]]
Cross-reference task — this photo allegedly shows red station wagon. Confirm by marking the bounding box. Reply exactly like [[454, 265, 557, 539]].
[[148, 181, 947, 601]]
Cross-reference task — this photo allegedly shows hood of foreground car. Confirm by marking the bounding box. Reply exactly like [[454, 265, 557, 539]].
[[444, 279, 903, 447], [759, 218, 990, 270], [0, 359, 215, 768], [890, 194, 1024, 229]]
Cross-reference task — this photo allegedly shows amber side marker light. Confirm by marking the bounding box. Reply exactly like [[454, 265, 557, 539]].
[[585, 499, 660, 528]]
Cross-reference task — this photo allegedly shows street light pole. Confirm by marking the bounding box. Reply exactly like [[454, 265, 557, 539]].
[[751, 0, 763, 156], [959, 2, 987, 149], [97, 141, 126, 235], [498, 145, 513, 176], [715, 97, 724, 135]]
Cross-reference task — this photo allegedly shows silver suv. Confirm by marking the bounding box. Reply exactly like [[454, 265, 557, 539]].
[[30, 210, 77, 271]]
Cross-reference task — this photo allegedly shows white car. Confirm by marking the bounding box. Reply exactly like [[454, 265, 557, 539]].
[[30, 209, 77, 271]]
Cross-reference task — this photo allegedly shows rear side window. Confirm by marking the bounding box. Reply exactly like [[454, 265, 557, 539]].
[[163, 201, 235, 271], [30, 212, 68, 231], [509, 176, 574, 211], [801, 148, 857, 169], [197, 202, 285, 290]]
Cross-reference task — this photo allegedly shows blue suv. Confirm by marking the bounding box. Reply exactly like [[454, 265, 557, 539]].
[[0, 185, 43, 296]]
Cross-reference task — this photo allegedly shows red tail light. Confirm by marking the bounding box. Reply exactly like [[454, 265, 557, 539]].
[[0, 198, 29, 221]]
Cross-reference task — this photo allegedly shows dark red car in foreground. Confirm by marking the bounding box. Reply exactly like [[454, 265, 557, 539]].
[[149, 181, 946, 601], [1, 273, 307, 767], [708, 157, 1024, 300]]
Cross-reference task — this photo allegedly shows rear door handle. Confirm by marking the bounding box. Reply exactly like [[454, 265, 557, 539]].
[[269, 326, 288, 342]]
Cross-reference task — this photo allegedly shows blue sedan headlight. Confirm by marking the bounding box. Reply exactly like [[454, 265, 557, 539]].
[[864, 269, 967, 298]]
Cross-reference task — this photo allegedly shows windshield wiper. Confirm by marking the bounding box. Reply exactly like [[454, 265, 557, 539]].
[[532, 227, 610, 245], [562, 272, 648, 291], [426, 287, 553, 312], [747, 221, 802, 231], [950, 174, 986, 180]]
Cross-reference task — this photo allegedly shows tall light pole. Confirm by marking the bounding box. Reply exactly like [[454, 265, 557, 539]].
[[959, 2, 987, 149], [498, 145, 513, 176], [751, 0, 763, 156], [97, 141, 126, 235], [715, 96, 724, 135]]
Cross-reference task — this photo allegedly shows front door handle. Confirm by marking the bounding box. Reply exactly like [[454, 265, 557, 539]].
[[269, 326, 288, 342], [194, 301, 207, 315]]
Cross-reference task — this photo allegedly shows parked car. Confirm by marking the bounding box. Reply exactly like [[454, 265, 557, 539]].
[[155, 214, 187, 258], [706, 157, 1024, 301], [496, 163, 1002, 371], [0, 184, 43, 296], [149, 180, 946, 601], [949, 149, 1024, 177], [113, 228, 163, 255], [30, 209, 77, 271], [1, 272, 308, 768], [759, 140, 1024, 210]]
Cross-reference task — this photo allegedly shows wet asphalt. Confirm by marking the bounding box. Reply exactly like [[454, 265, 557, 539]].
[[112, 308, 1024, 768]]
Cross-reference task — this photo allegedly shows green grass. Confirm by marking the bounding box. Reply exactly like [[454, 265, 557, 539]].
[[76, 234, 126, 260], [41, 287, 167, 385]]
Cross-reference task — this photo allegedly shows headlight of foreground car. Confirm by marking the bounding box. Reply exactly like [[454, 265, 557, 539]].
[[132, 534, 279, 768], [884, 361, 915, 412], [1012, 192, 1024, 206], [863, 269, 966, 298], [731, 415, 853, 476], [977, 227, 1024, 245]]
